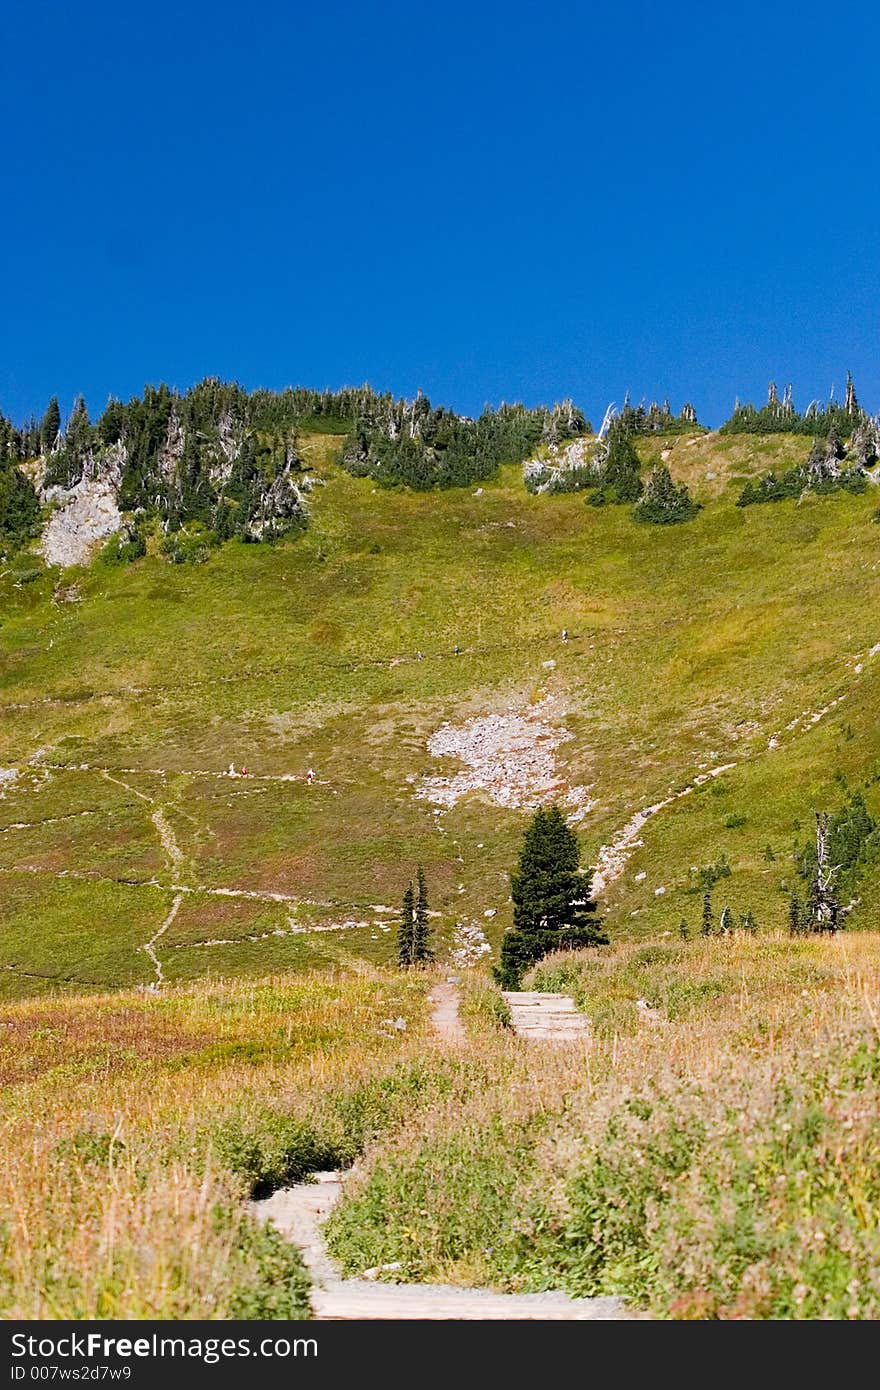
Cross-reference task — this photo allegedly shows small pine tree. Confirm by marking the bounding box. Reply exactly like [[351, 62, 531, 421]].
[[601, 427, 643, 503], [631, 464, 699, 524], [398, 882, 415, 968], [496, 805, 607, 989], [788, 892, 801, 936], [719, 905, 734, 935], [678, 919, 690, 940], [739, 909, 758, 934], [763, 844, 775, 862], [413, 865, 433, 964], [700, 892, 714, 936]]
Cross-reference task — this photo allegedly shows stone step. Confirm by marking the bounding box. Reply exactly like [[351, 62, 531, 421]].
[[503, 990, 590, 1042]]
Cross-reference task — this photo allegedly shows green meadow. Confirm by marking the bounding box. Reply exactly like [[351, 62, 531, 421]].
[[2, 429, 879, 996]]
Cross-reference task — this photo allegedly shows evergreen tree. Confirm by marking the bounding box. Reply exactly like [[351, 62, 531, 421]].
[[398, 882, 415, 968], [739, 909, 758, 934], [496, 806, 607, 989], [631, 464, 699, 524], [413, 865, 433, 963], [788, 892, 802, 935], [601, 427, 643, 502], [0, 465, 41, 554], [40, 396, 61, 454], [700, 891, 714, 936], [678, 919, 690, 940]]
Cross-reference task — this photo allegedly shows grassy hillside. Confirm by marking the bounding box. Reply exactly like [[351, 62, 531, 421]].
[[3, 937, 878, 1319], [2, 429, 880, 995]]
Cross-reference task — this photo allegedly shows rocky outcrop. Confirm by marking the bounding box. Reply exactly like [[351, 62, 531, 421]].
[[40, 475, 123, 567], [523, 437, 598, 494]]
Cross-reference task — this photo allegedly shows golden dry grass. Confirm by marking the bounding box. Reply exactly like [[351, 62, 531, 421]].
[[2, 933, 879, 1319]]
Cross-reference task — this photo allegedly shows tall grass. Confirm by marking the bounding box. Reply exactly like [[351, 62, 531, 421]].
[[0, 968, 430, 1318], [3, 940, 879, 1318], [326, 935, 880, 1318]]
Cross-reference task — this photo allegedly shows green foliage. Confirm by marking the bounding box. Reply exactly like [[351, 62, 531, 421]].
[[343, 395, 589, 492], [213, 1111, 347, 1196], [0, 462, 41, 555], [159, 523, 221, 565], [794, 791, 880, 907], [413, 866, 433, 964], [616, 396, 700, 435], [459, 979, 512, 1033], [40, 396, 60, 455], [631, 464, 699, 524], [695, 855, 731, 892], [398, 882, 415, 968], [598, 426, 643, 503], [524, 463, 597, 495], [225, 1216, 311, 1319], [737, 426, 868, 508], [100, 523, 148, 566], [721, 376, 866, 438], [496, 806, 606, 988], [36, 379, 318, 546], [737, 465, 866, 507]]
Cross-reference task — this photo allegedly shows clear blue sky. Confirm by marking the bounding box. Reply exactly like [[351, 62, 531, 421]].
[[2, 0, 878, 427]]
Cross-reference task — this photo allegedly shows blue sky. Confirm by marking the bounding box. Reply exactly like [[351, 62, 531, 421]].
[[2, 0, 878, 427]]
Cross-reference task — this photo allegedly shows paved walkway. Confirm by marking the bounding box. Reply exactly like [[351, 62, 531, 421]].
[[502, 990, 591, 1041], [253, 1172, 625, 1320]]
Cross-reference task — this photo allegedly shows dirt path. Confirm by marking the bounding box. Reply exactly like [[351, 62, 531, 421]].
[[251, 981, 624, 1317], [143, 892, 183, 986], [429, 980, 466, 1041], [503, 991, 591, 1042], [252, 1172, 625, 1320], [590, 762, 736, 897], [101, 770, 186, 983]]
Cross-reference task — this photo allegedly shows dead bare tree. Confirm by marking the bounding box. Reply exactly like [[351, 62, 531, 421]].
[[809, 812, 841, 933], [597, 402, 617, 440]]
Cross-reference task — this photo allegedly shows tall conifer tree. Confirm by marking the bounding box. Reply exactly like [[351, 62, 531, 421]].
[[413, 866, 433, 964], [398, 882, 415, 968]]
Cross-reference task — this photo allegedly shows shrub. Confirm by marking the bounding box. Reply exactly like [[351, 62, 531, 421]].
[[160, 523, 221, 565], [101, 524, 147, 566], [631, 465, 699, 524]]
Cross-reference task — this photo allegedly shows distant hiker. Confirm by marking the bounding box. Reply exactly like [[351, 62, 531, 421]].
[[228, 761, 236, 777], [241, 765, 248, 777], [306, 768, 315, 785], [417, 650, 424, 661], [454, 643, 461, 655], [561, 628, 568, 642]]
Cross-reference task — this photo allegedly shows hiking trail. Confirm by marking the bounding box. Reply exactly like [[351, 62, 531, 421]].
[[251, 979, 625, 1319]]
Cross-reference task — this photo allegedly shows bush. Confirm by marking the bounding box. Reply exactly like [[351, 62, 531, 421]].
[[160, 523, 220, 565], [220, 1209, 312, 1319], [101, 524, 147, 566], [631, 465, 699, 524]]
